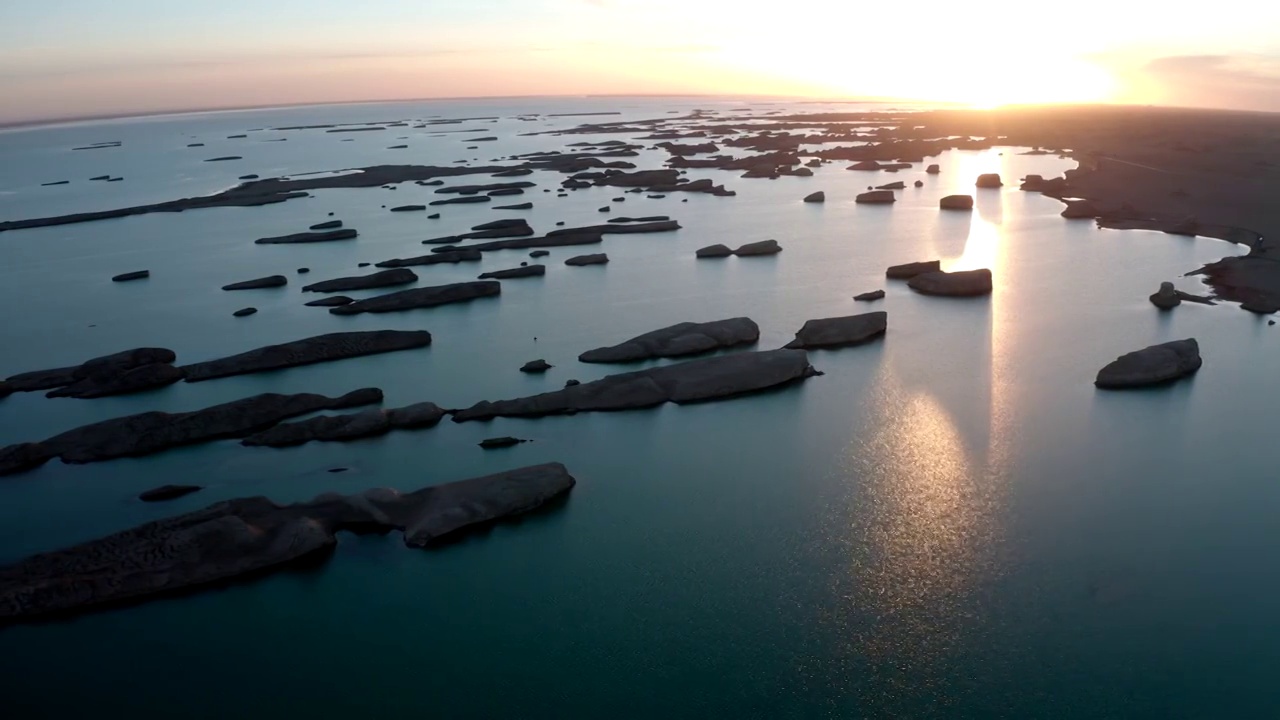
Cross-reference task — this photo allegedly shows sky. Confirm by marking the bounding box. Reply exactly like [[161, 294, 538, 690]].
[[2, 0, 1279, 123]]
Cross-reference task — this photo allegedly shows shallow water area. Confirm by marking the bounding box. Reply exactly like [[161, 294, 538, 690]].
[[0, 98, 1276, 718]]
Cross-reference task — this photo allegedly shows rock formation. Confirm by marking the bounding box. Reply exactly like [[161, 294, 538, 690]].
[[479, 265, 546, 280], [784, 312, 887, 349], [302, 269, 418, 293], [856, 190, 895, 204], [565, 254, 609, 266], [1095, 339, 1202, 389], [241, 402, 445, 448], [907, 269, 993, 297], [886, 260, 941, 279], [940, 194, 974, 210], [181, 331, 432, 382], [221, 275, 287, 290], [255, 229, 358, 244], [579, 318, 760, 363], [329, 282, 501, 315]]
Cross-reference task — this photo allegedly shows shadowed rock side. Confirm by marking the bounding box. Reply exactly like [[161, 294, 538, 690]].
[[0, 463, 576, 624], [4, 348, 177, 397], [454, 349, 818, 422], [330, 281, 501, 315], [579, 317, 760, 363], [242, 402, 446, 447], [908, 269, 993, 297], [0, 388, 383, 476], [1095, 339, 1202, 389], [784, 313, 887, 349], [886, 260, 942, 279], [302, 269, 418, 293], [255, 229, 358, 245], [181, 331, 432, 382]]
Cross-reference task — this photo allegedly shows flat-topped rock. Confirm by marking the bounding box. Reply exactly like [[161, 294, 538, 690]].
[[803, 191, 826, 203], [940, 194, 974, 210], [565, 253, 608, 266], [479, 265, 546, 280], [854, 290, 885, 301], [390, 205, 427, 212], [430, 196, 490, 206], [222, 275, 287, 291], [375, 249, 482, 268], [521, 359, 552, 373], [330, 281, 500, 315], [784, 312, 887, 349], [546, 220, 680, 236], [856, 190, 895, 204], [479, 437, 528, 449], [1095, 339, 1202, 389], [139, 485, 203, 502], [455, 349, 818, 422], [310, 220, 343, 230], [976, 173, 1003, 188], [305, 296, 354, 307], [0, 388, 383, 475], [876, 181, 906, 190], [908, 269, 993, 297], [696, 244, 733, 258], [112, 270, 149, 282], [302, 268, 418, 293], [436, 181, 536, 195], [181, 330, 432, 382], [734, 240, 781, 256], [256, 229, 358, 244], [886, 260, 942, 279], [1061, 200, 1100, 219], [5, 347, 177, 395], [0, 463, 576, 623], [580, 317, 760, 363]]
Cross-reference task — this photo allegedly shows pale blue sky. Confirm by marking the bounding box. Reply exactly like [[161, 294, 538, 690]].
[[2, 0, 1278, 122]]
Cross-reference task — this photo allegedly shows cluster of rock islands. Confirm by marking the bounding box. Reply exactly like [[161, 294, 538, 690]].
[[5, 103, 1263, 623]]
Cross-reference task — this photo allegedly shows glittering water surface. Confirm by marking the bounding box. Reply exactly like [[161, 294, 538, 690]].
[[0, 99, 1277, 719]]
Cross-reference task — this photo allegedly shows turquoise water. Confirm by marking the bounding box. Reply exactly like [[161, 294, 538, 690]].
[[1, 98, 1277, 718]]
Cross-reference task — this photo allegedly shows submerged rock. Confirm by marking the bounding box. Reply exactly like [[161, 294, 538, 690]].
[[856, 190, 895, 204], [886, 260, 942, 280], [907, 269, 993, 297], [479, 265, 546, 280], [329, 281, 500, 315], [853, 290, 885, 302], [255, 229, 358, 244], [221, 275, 287, 291], [111, 270, 149, 282], [0, 463, 576, 623], [939, 194, 974, 210], [580, 317, 760, 363], [696, 244, 733, 258], [521, 359, 552, 373], [0, 388, 383, 474], [785, 313, 887, 350], [302, 268, 418, 293], [139, 485, 203, 502], [455, 349, 819, 422], [976, 173, 1003, 188], [734, 240, 781, 256], [803, 191, 826, 203], [1095, 339, 1202, 389], [565, 253, 608, 266], [181, 331, 432, 382]]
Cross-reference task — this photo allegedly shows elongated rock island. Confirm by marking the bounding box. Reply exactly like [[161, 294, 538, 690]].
[[181, 330, 432, 382], [0, 463, 576, 624], [329, 281, 500, 315], [579, 317, 760, 363]]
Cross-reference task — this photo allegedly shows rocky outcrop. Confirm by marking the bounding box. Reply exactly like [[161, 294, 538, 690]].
[[565, 253, 608, 266], [241, 401, 445, 448], [926, 164, 940, 174], [696, 244, 733, 258], [733, 240, 781, 256], [4, 348, 177, 395], [436, 182, 536, 195], [784, 313, 887, 350], [181, 331, 432, 382], [221, 275, 287, 291], [305, 296, 354, 307], [854, 290, 885, 301], [454, 349, 818, 422], [139, 485, 203, 502], [375, 249, 482, 268], [0, 388, 383, 475], [939, 194, 974, 210], [309, 220, 343, 230], [0, 463, 576, 623], [580, 317, 760, 363], [423, 219, 533, 244], [479, 265, 546, 280], [255, 229, 358, 244], [1095, 339, 1202, 389], [389, 205, 427, 212], [886, 260, 942, 279], [1061, 200, 1099, 219], [849, 161, 883, 171], [112, 270, 149, 282], [47, 362, 185, 399], [804, 191, 826, 203], [433, 232, 604, 254], [479, 437, 528, 449], [976, 173, 1003, 188], [233, 308, 257, 318], [521, 359, 552, 373], [329, 281, 501, 315], [856, 190, 895, 204], [546, 221, 679, 236], [908, 269, 993, 297], [1150, 282, 1181, 310], [430, 196, 490, 206], [494, 202, 534, 210], [877, 181, 906, 190], [302, 268, 418, 293]]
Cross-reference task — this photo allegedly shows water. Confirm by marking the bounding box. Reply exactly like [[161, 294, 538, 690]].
[[1, 98, 1276, 718]]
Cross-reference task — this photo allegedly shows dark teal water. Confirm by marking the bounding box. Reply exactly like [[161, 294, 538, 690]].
[[1, 99, 1277, 718]]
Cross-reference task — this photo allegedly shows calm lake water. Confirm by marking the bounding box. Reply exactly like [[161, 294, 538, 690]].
[[0, 97, 1276, 719]]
